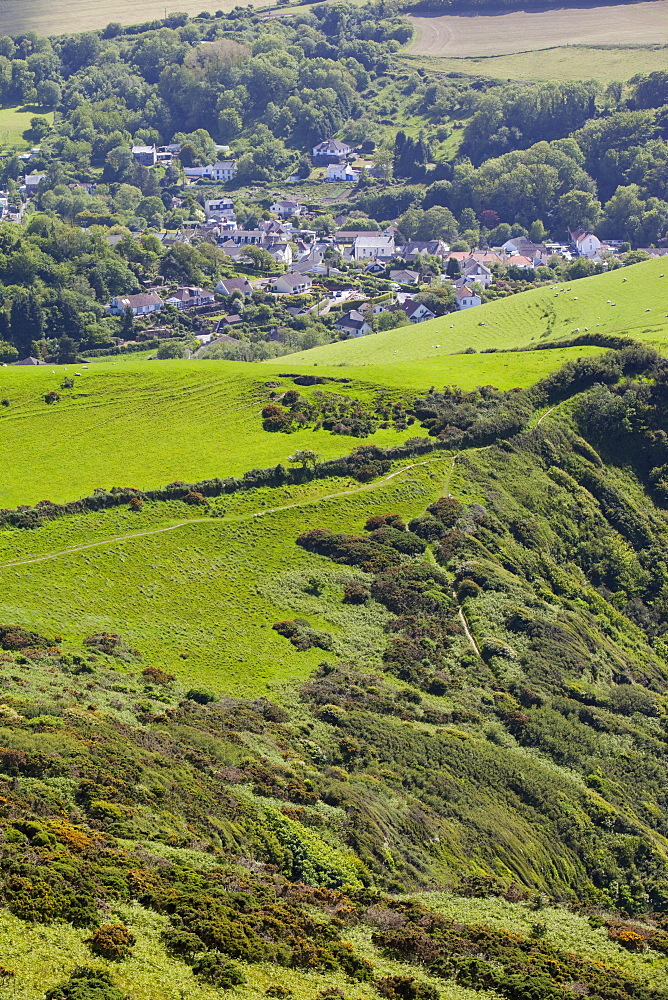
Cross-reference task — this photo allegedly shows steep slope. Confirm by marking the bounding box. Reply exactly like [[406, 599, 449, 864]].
[[268, 258, 668, 367]]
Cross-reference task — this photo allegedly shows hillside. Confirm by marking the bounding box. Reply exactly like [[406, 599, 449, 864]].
[[3, 345, 668, 999], [266, 258, 668, 368], [0, 346, 600, 507]]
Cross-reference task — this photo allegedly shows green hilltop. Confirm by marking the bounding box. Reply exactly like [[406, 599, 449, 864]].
[[269, 258, 668, 367]]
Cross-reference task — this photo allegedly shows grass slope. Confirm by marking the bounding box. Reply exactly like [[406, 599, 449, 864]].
[[0, 459, 451, 695], [402, 44, 668, 82], [0, 345, 603, 507], [267, 258, 668, 367]]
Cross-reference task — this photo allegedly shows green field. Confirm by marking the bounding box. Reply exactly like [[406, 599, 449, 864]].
[[268, 258, 668, 367], [0, 346, 602, 508], [0, 105, 54, 151], [0, 458, 451, 695], [402, 44, 668, 82]]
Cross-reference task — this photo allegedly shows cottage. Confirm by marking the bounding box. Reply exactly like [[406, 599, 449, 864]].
[[215, 277, 253, 298], [335, 309, 372, 337], [184, 161, 236, 182], [326, 161, 359, 182], [390, 269, 420, 285], [353, 235, 395, 261], [569, 229, 602, 257], [456, 285, 481, 310], [109, 291, 163, 316], [12, 356, 46, 365], [402, 301, 435, 323], [270, 199, 302, 219], [312, 139, 352, 162], [165, 286, 215, 310], [270, 274, 313, 295], [365, 260, 387, 275], [335, 230, 381, 245]]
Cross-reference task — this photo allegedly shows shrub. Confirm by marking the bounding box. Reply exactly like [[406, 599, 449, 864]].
[[427, 497, 463, 527], [44, 390, 60, 404], [84, 633, 139, 660], [365, 513, 405, 531], [185, 688, 217, 704], [191, 953, 246, 988], [89, 923, 136, 961], [184, 490, 207, 505], [129, 496, 143, 510], [343, 581, 370, 604], [142, 666, 174, 685], [46, 966, 126, 1000]]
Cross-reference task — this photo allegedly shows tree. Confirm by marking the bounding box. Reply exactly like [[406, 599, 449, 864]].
[[446, 257, 461, 279], [0, 341, 18, 363], [288, 449, 320, 470], [156, 342, 186, 359], [57, 336, 78, 364], [10, 291, 43, 358], [558, 189, 602, 232]]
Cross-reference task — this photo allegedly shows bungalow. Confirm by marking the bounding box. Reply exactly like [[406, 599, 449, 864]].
[[215, 276, 253, 298], [335, 309, 372, 337], [456, 285, 481, 310], [569, 229, 602, 257], [326, 161, 359, 182], [270, 274, 313, 295], [184, 160, 237, 182], [109, 291, 163, 315], [403, 300, 435, 323], [390, 269, 420, 285], [312, 138, 352, 162], [270, 199, 302, 219], [12, 356, 46, 365], [353, 235, 395, 261], [165, 286, 215, 310], [132, 145, 157, 166], [227, 230, 265, 246], [365, 260, 387, 275]]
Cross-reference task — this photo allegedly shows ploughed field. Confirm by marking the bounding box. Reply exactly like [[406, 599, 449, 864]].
[[408, 1, 668, 57]]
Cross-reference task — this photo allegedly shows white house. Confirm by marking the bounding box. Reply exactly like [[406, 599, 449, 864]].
[[353, 235, 395, 261], [569, 229, 602, 257], [335, 309, 372, 337], [326, 161, 359, 182], [109, 291, 163, 315], [313, 139, 351, 161], [205, 198, 234, 219], [270, 199, 302, 219], [184, 160, 236, 182], [266, 243, 293, 266], [403, 301, 436, 323], [456, 285, 481, 310], [228, 230, 265, 246], [270, 274, 313, 295]]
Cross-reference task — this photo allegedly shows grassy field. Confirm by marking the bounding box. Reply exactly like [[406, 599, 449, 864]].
[[0, 105, 54, 150], [0, 344, 603, 507], [408, 1, 668, 58], [0, 458, 452, 695], [265, 258, 668, 367], [402, 44, 668, 82]]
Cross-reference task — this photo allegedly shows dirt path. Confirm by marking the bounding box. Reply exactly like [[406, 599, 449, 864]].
[[534, 404, 557, 428], [0, 457, 453, 572], [455, 597, 481, 657]]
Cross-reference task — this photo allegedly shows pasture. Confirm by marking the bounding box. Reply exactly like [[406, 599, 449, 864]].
[[0, 343, 603, 507], [404, 44, 668, 82], [408, 1, 668, 58], [266, 257, 668, 367], [0, 105, 54, 150], [0, 458, 452, 695]]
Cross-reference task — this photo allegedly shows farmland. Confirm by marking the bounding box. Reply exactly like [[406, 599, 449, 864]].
[[0, 105, 53, 150], [403, 44, 668, 83], [408, 1, 668, 58], [266, 257, 668, 368]]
